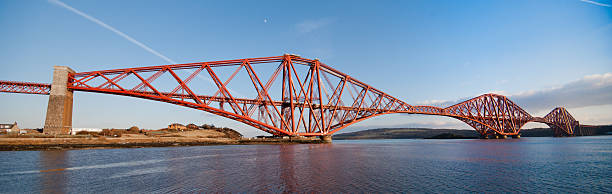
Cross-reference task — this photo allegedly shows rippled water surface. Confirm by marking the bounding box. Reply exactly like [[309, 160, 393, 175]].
[[0, 136, 611, 193]]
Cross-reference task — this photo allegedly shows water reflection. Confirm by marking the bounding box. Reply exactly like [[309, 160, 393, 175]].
[[304, 144, 334, 191], [0, 137, 609, 193], [211, 150, 227, 191], [279, 145, 296, 192], [39, 150, 68, 194], [254, 145, 276, 192]]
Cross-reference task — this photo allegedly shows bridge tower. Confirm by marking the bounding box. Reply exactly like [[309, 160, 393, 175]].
[[43, 66, 75, 135]]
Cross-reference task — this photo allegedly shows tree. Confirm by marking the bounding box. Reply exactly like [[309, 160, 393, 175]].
[[128, 126, 140, 133]]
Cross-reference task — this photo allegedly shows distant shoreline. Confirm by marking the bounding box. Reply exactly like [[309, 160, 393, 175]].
[[334, 125, 612, 140], [3, 125, 610, 151]]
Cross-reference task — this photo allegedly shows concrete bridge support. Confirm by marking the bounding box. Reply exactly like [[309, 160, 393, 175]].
[[43, 66, 75, 135], [320, 135, 332, 143]]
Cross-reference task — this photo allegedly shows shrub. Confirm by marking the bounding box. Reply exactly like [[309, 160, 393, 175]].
[[127, 126, 140, 133], [99, 129, 122, 137], [75, 131, 100, 137], [200, 124, 215, 129]]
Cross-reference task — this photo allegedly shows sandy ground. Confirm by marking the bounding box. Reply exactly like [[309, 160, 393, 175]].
[[0, 130, 230, 144]]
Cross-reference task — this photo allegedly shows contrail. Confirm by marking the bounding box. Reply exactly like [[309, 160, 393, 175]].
[[48, 0, 244, 98], [580, 0, 611, 7], [48, 0, 177, 64]]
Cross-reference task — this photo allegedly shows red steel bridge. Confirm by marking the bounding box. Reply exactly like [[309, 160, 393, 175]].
[[0, 55, 579, 138]]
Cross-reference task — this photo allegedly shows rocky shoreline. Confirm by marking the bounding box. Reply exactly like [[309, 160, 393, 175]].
[[0, 135, 327, 151]]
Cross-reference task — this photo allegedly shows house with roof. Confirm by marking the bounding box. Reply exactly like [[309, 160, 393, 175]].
[[168, 123, 187, 131], [0, 122, 20, 134]]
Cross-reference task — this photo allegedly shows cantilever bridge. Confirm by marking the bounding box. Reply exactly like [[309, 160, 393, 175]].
[[0, 55, 579, 138]]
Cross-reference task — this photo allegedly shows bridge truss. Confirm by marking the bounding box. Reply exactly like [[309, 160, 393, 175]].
[[0, 81, 51, 95], [0, 55, 579, 137]]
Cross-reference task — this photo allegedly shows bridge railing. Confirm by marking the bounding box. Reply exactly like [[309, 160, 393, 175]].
[[0, 80, 51, 95]]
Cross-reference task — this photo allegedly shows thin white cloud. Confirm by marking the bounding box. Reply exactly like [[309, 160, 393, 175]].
[[511, 73, 612, 112], [295, 18, 334, 33], [580, 0, 611, 7], [496, 79, 509, 85], [418, 73, 612, 113], [48, 0, 244, 97], [48, 0, 177, 64], [415, 99, 449, 105], [355, 73, 612, 129], [343, 116, 467, 133]]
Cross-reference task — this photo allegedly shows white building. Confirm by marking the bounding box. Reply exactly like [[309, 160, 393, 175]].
[[71, 128, 103, 135], [0, 122, 19, 134]]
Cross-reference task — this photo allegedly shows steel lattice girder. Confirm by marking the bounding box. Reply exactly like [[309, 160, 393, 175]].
[[67, 55, 412, 136], [443, 94, 533, 136], [0, 55, 580, 136], [0, 81, 51, 95], [543, 107, 579, 136]]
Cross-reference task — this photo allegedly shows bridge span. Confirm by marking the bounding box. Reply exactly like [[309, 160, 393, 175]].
[[0, 55, 579, 138]]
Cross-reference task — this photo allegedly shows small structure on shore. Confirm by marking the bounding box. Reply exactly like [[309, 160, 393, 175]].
[[71, 128, 103, 135], [168, 123, 187, 130], [0, 122, 20, 134]]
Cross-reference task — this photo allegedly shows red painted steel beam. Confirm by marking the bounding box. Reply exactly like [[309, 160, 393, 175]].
[[0, 55, 580, 137], [0, 81, 51, 95], [65, 54, 579, 136]]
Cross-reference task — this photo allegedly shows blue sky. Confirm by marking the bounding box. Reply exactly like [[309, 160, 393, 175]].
[[1, 0, 611, 136]]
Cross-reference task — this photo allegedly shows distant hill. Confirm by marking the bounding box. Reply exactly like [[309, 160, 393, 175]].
[[333, 125, 612, 140], [334, 128, 480, 140]]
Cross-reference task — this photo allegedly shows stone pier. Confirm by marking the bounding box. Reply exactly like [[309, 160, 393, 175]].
[[43, 66, 75, 135], [320, 135, 332, 143]]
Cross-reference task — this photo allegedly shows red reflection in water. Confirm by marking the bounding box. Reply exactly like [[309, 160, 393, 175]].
[[39, 150, 68, 193]]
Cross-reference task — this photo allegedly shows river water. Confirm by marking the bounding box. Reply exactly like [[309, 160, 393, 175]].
[[0, 136, 610, 193]]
